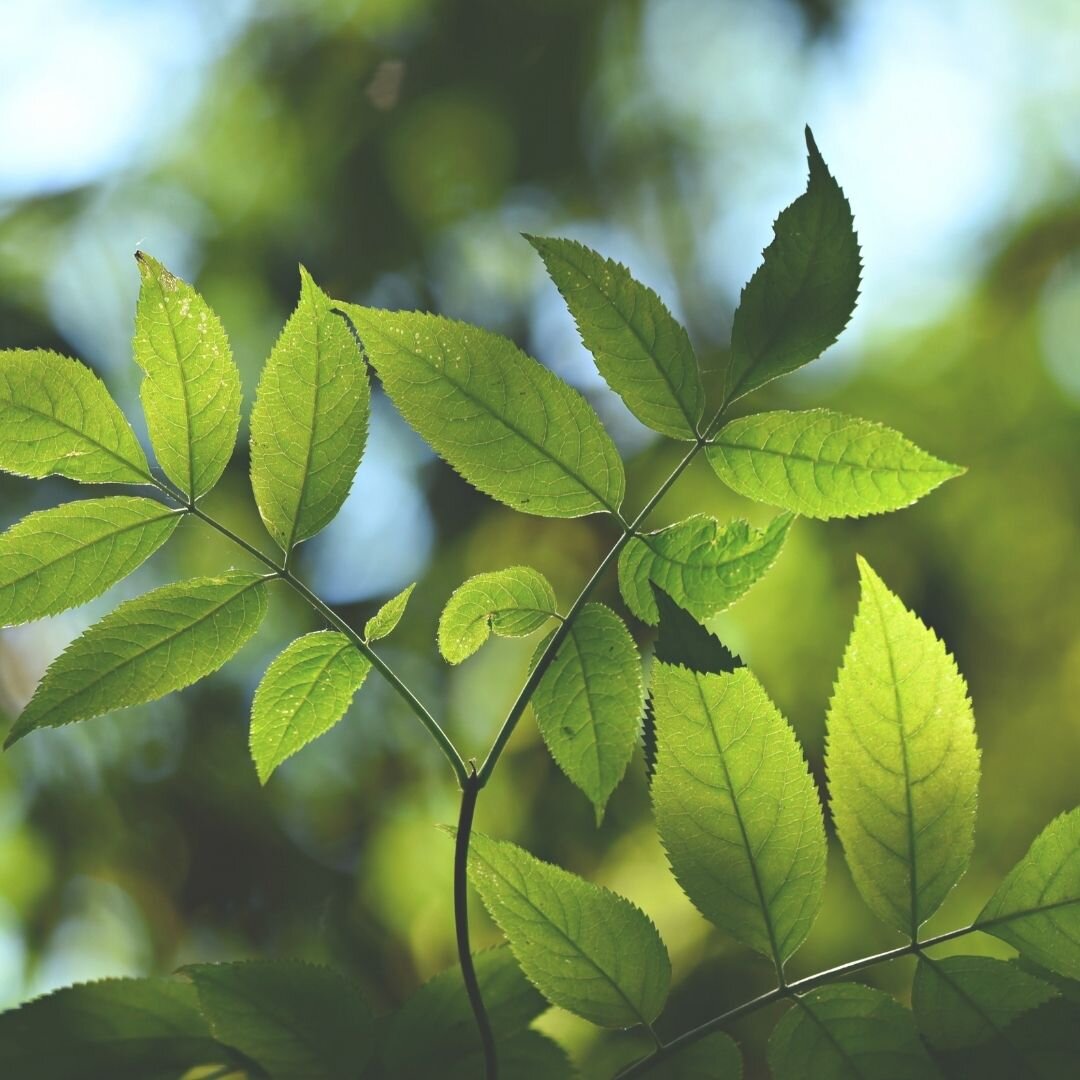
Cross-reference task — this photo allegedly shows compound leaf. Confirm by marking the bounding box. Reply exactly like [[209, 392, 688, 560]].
[[767, 984, 940, 1080], [381, 945, 546, 1077], [652, 664, 826, 964], [527, 235, 704, 441], [186, 960, 374, 1080], [0, 349, 151, 485], [6, 571, 269, 746], [438, 567, 558, 664], [339, 305, 625, 518], [825, 557, 980, 937], [463, 830, 670, 1029], [978, 807, 1080, 979], [133, 252, 241, 500], [0, 976, 232, 1080], [0, 497, 180, 627], [724, 127, 861, 404], [619, 512, 793, 624], [250, 631, 371, 783], [912, 955, 1057, 1052], [706, 410, 962, 520], [364, 582, 416, 642], [532, 602, 642, 823], [250, 268, 369, 553]]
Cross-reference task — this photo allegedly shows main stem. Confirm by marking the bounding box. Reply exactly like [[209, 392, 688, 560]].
[[612, 922, 983, 1078]]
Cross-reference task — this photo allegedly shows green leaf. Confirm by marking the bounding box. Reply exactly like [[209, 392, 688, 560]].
[[652, 587, 741, 675], [6, 571, 269, 746], [532, 602, 642, 823], [724, 127, 861, 404], [978, 807, 1080, 978], [767, 984, 940, 1080], [912, 955, 1057, 1051], [0, 349, 151, 485], [706, 410, 963, 520], [438, 566, 558, 664], [364, 582, 416, 642], [0, 976, 233, 1080], [825, 557, 980, 937], [133, 252, 241, 500], [186, 960, 374, 1080], [0, 497, 180, 627], [338, 304, 625, 517], [250, 268, 370, 553], [652, 664, 826, 964], [381, 945, 546, 1077], [526, 235, 704, 441], [250, 631, 371, 783], [619, 512, 793, 624], [648, 1032, 743, 1079], [463, 830, 670, 1028]]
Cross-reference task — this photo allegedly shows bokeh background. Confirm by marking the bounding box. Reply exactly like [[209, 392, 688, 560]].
[[1, 0, 1077, 1074]]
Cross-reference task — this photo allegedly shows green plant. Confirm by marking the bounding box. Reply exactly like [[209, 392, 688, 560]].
[[1, 128, 1076, 1079]]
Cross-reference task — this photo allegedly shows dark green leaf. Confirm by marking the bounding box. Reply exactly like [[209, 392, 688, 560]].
[[724, 127, 861, 404]]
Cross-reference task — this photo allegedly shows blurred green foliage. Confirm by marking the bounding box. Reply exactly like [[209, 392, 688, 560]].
[[0, 0, 1077, 1075]]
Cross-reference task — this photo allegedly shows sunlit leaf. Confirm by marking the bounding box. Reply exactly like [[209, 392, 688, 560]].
[[339, 305, 625, 517], [527, 235, 704, 440], [825, 557, 980, 936], [134, 252, 241, 500], [186, 960, 374, 1080], [652, 664, 826, 963], [364, 582, 416, 642], [912, 955, 1057, 1051], [250, 631, 370, 782], [767, 984, 939, 1080], [6, 572, 269, 746], [532, 602, 642, 822], [706, 410, 962, 520], [463, 830, 670, 1028], [978, 807, 1080, 978], [438, 566, 558, 664], [0, 977, 233, 1080], [0, 349, 151, 485], [250, 268, 369, 553], [724, 127, 860, 404], [0, 497, 180, 627], [619, 512, 792, 624]]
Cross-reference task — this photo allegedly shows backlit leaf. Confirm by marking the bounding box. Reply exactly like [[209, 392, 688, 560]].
[[0, 349, 151, 485], [250, 631, 371, 782], [706, 410, 962, 520], [0, 977, 232, 1080], [464, 830, 670, 1028], [250, 268, 369, 553], [532, 602, 642, 822], [364, 582, 416, 642], [767, 984, 939, 1080], [438, 566, 558, 664], [0, 497, 180, 627], [527, 235, 704, 440], [339, 304, 625, 517], [187, 960, 374, 1080], [825, 557, 980, 937], [134, 252, 241, 500], [6, 571, 269, 746], [978, 807, 1080, 978], [912, 955, 1057, 1051], [652, 664, 826, 964], [619, 512, 792, 624], [724, 127, 860, 404]]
